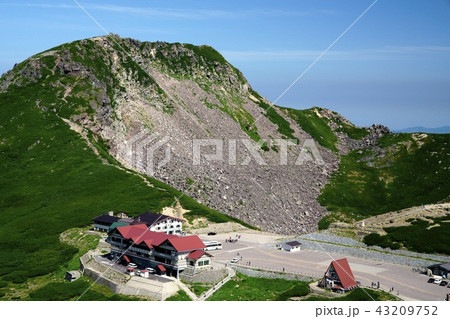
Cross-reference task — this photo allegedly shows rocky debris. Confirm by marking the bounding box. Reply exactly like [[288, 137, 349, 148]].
[[4, 35, 366, 235], [336, 123, 391, 155]]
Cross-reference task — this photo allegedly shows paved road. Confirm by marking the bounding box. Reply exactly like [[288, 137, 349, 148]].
[[201, 232, 450, 301]]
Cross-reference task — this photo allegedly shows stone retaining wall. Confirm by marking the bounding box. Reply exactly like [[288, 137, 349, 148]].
[[180, 268, 228, 284], [80, 251, 178, 300]]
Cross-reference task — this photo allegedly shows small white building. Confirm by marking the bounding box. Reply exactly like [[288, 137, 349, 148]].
[[133, 212, 184, 235], [281, 240, 302, 252]]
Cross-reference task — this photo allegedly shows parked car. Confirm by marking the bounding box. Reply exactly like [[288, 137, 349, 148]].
[[230, 257, 239, 263], [447, 283, 450, 288], [439, 280, 448, 287], [127, 263, 137, 268], [434, 279, 442, 284], [145, 267, 155, 274], [208, 232, 217, 236], [428, 278, 435, 283]]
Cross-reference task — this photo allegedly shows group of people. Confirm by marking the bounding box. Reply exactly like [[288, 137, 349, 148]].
[[225, 234, 241, 243], [372, 281, 400, 296]]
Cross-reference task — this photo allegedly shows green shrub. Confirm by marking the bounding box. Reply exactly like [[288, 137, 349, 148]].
[[207, 272, 310, 301], [336, 122, 369, 140], [363, 233, 401, 250], [303, 288, 397, 301], [318, 215, 334, 230], [249, 89, 296, 141], [275, 283, 309, 300], [2, 271, 29, 284], [28, 279, 140, 301], [382, 216, 450, 254], [165, 290, 192, 301], [284, 107, 338, 151]]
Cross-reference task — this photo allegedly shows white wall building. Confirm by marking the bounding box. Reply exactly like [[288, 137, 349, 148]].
[[133, 212, 184, 235], [281, 240, 302, 252]]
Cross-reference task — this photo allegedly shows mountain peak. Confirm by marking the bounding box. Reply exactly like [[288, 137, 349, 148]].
[[0, 35, 398, 234]]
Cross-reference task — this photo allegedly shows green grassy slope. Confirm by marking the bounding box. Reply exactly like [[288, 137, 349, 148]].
[[206, 272, 310, 301], [364, 215, 450, 254], [319, 133, 450, 221], [0, 41, 254, 290], [283, 107, 339, 151], [303, 288, 397, 301]]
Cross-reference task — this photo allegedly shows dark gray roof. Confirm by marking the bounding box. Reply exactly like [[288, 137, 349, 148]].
[[285, 240, 302, 247], [92, 215, 120, 224], [440, 263, 450, 271], [132, 212, 183, 226]]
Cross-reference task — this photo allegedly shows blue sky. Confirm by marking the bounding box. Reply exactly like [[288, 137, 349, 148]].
[[0, 0, 449, 130]]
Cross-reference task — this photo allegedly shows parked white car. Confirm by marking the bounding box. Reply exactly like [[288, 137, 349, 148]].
[[230, 257, 239, 263], [145, 267, 155, 274], [127, 263, 137, 268], [434, 279, 442, 284]]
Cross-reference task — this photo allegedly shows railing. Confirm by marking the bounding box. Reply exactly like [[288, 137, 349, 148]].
[[153, 251, 177, 260], [129, 246, 150, 255]]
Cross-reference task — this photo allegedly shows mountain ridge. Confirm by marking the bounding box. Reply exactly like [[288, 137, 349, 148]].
[[3, 34, 445, 235], [1, 35, 342, 234]]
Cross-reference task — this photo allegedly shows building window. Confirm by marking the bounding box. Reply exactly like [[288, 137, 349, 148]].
[[203, 260, 209, 266]]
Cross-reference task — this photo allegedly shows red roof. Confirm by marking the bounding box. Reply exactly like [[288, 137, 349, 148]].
[[330, 258, 357, 289], [187, 250, 212, 260], [157, 264, 166, 272], [116, 224, 176, 247], [167, 236, 206, 252], [115, 224, 205, 252]]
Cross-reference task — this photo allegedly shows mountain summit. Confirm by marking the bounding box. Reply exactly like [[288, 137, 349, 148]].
[[2, 34, 447, 236]]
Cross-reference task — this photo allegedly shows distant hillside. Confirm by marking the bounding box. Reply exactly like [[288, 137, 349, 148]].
[[393, 126, 450, 134]]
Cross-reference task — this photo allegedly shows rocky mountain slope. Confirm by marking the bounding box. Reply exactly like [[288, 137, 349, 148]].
[[1, 34, 447, 235]]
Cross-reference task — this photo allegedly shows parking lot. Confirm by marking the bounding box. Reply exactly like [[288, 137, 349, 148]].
[[200, 231, 450, 301], [94, 255, 173, 283]]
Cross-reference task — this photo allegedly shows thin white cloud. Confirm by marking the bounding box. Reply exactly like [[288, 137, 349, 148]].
[[0, 2, 77, 9], [378, 45, 450, 54], [0, 2, 336, 20], [88, 4, 337, 19], [222, 46, 450, 62]]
